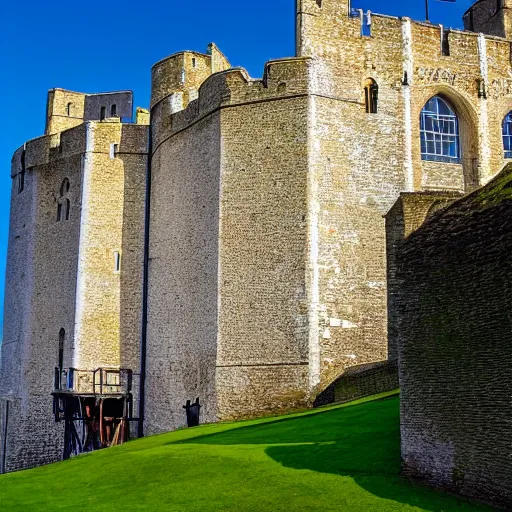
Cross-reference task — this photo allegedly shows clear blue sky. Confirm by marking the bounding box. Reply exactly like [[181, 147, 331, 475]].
[[0, 0, 473, 338]]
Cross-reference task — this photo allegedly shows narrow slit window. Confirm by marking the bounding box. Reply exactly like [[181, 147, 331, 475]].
[[60, 178, 70, 196], [17, 171, 25, 194], [364, 79, 378, 114], [441, 27, 450, 56], [66, 102, 72, 116], [100, 106, 106, 121], [57, 178, 71, 222], [114, 251, 121, 273], [111, 104, 117, 117], [18, 151, 26, 194], [64, 198, 70, 221], [192, 57, 197, 68], [110, 143, 119, 159], [58, 329, 65, 369]]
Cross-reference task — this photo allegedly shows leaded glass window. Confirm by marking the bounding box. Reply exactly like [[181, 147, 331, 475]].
[[503, 112, 512, 159], [420, 96, 460, 163]]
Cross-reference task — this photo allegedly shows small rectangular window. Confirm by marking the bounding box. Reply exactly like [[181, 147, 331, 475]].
[[111, 104, 117, 117], [441, 27, 450, 56], [110, 143, 119, 159], [114, 251, 121, 273], [192, 57, 197, 68], [100, 107, 106, 121], [17, 171, 25, 194]]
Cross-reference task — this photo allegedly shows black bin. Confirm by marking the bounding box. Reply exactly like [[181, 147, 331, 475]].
[[183, 398, 201, 427]]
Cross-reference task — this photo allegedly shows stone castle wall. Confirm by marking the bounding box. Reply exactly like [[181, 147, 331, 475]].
[[395, 165, 512, 509], [216, 60, 312, 420], [0, 118, 147, 471], [146, 110, 222, 434], [5, 0, 512, 472], [45, 89, 134, 135], [464, 0, 512, 39], [297, 0, 512, 390], [385, 192, 463, 360], [146, 57, 313, 432]]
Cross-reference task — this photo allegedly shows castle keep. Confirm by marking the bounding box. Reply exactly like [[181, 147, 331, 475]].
[[2, 0, 512, 479]]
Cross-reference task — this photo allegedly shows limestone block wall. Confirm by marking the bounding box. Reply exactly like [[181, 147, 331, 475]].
[[84, 91, 133, 122], [396, 165, 512, 508], [0, 119, 147, 472], [147, 58, 313, 431], [296, 0, 512, 390], [151, 45, 230, 111], [0, 130, 84, 471], [217, 62, 311, 420], [146, 112, 222, 434], [463, 0, 512, 39], [385, 192, 463, 360], [45, 89, 135, 136], [45, 89, 86, 135], [74, 121, 147, 373]]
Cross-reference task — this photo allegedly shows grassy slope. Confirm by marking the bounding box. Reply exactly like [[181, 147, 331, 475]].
[[0, 392, 494, 511]]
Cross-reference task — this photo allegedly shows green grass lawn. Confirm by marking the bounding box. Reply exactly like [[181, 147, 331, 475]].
[[0, 392, 494, 511]]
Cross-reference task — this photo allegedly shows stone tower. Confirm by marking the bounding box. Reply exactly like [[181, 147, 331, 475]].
[[0, 90, 148, 472], [144, 0, 512, 434], [463, 0, 512, 39]]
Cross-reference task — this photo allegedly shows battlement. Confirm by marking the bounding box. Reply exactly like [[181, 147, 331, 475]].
[[297, 0, 512, 61], [151, 56, 311, 150], [151, 43, 231, 110], [11, 120, 148, 179], [45, 89, 135, 136]]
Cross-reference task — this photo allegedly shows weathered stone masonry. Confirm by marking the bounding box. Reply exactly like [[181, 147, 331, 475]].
[[0, 92, 148, 472], [393, 165, 512, 509], [4, 0, 512, 473]]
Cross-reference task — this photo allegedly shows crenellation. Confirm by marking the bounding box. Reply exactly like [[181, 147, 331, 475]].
[[151, 50, 218, 109], [153, 58, 312, 148]]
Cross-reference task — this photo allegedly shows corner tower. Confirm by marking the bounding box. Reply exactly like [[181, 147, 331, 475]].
[[0, 90, 148, 472], [464, 0, 512, 39]]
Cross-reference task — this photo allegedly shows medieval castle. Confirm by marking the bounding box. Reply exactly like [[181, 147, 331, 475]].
[[1, 0, 511, 506]]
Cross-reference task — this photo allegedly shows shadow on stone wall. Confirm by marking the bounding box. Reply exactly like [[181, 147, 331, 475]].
[[313, 360, 399, 408]]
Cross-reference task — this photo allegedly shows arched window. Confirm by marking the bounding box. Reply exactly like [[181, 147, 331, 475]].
[[420, 96, 460, 163], [57, 179, 71, 222], [364, 78, 378, 114], [66, 102, 72, 116], [58, 329, 65, 369], [503, 111, 512, 158], [111, 104, 117, 117]]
